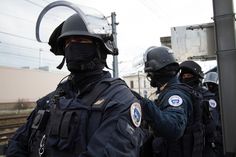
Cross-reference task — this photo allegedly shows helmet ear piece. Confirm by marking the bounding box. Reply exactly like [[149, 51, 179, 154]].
[[48, 22, 64, 55]]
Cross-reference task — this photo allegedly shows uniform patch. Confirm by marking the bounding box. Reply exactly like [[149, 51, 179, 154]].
[[209, 99, 217, 108], [94, 99, 105, 106], [168, 95, 183, 107], [130, 102, 142, 127]]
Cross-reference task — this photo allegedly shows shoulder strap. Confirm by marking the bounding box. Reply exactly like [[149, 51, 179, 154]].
[[171, 84, 205, 157], [81, 78, 126, 107], [85, 78, 128, 142]]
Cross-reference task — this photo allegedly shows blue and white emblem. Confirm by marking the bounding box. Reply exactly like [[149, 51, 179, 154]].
[[209, 99, 217, 108], [168, 95, 183, 107], [130, 102, 142, 127]]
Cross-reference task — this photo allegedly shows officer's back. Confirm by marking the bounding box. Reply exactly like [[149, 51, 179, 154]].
[[179, 60, 223, 157]]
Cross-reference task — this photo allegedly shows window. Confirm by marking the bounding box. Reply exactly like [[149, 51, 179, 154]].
[[130, 80, 134, 88]]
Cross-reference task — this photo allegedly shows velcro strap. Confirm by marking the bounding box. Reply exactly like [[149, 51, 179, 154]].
[[60, 111, 80, 138], [60, 111, 74, 138], [50, 110, 64, 136], [182, 133, 193, 157], [192, 131, 204, 157]]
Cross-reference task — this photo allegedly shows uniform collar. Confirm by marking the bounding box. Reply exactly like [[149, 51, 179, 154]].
[[163, 76, 179, 89], [74, 71, 111, 96]]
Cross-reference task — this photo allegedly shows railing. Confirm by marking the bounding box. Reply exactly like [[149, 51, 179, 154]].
[[0, 114, 28, 143]]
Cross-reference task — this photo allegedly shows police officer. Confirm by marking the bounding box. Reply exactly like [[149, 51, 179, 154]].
[[203, 72, 223, 157], [139, 46, 194, 157], [203, 72, 219, 95], [6, 13, 143, 157], [179, 60, 204, 89], [179, 61, 222, 157]]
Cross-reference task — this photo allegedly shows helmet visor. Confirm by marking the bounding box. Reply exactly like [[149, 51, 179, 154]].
[[36, 1, 112, 43]]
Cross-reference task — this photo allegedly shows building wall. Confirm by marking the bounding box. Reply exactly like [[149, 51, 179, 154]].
[[0, 66, 68, 103], [0, 66, 157, 103], [122, 72, 156, 100]]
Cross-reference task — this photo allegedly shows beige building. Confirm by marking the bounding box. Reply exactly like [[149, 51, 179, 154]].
[[122, 71, 157, 100], [0, 66, 157, 109], [0, 66, 68, 104]]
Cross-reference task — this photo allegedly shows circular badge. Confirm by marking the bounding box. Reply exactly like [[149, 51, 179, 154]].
[[209, 99, 217, 108], [168, 95, 183, 107], [130, 102, 142, 127]]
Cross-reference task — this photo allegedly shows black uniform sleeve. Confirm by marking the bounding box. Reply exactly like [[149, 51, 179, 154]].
[[6, 110, 37, 157], [6, 92, 54, 157], [143, 90, 192, 140]]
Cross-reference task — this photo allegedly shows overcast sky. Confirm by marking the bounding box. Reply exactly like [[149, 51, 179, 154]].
[[0, 0, 217, 76]]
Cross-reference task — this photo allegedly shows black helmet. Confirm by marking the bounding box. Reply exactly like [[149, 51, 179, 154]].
[[50, 13, 114, 56], [179, 60, 204, 78], [203, 72, 218, 85], [37, 1, 117, 56], [144, 46, 179, 72]]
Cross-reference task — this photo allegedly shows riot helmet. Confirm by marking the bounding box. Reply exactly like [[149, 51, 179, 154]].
[[36, 1, 117, 72], [143, 46, 179, 88], [52, 14, 107, 72], [179, 60, 204, 87], [203, 72, 219, 93], [144, 46, 178, 72], [179, 60, 204, 78], [56, 13, 114, 56]]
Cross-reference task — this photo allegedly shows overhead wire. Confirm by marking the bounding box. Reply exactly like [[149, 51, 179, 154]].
[[0, 41, 46, 51], [0, 50, 60, 63], [0, 0, 69, 71], [0, 11, 35, 23], [0, 31, 36, 41], [136, 0, 171, 24], [22, 0, 45, 8]]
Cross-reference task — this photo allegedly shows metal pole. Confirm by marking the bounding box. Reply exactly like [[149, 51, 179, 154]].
[[39, 48, 42, 68], [138, 71, 141, 94], [212, 0, 236, 155], [111, 12, 119, 78]]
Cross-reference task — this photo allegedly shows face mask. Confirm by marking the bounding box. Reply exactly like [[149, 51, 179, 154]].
[[65, 42, 97, 62], [65, 43, 97, 72], [180, 77, 199, 87], [148, 72, 171, 88], [207, 83, 218, 93]]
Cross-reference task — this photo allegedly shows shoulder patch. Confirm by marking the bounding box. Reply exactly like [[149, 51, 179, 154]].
[[168, 95, 183, 107], [130, 102, 142, 127], [209, 99, 217, 108]]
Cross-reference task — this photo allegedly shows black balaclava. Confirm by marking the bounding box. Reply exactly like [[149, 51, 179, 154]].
[[206, 82, 219, 94], [65, 42, 104, 72], [64, 41, 106, 91], [70, 69, 104, 92], [148, 66, 178, 93], [148, 72, 171, 88], [179, 69, 201, 87]]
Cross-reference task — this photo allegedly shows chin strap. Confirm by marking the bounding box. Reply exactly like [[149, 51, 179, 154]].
[[57, 57, 65, 69]]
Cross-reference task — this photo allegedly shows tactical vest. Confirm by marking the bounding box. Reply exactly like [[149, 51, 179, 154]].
[[28, 78, 127, 157], [198, 88, 223, 157], [151, 83, 205, 157], [179, 84, 205, 157]]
